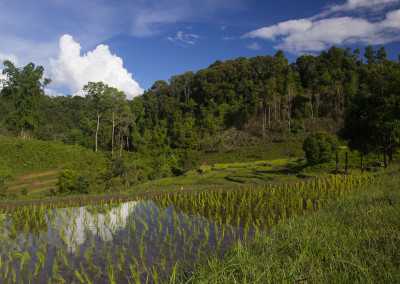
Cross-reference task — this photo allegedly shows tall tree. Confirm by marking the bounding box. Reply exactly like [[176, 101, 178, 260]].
[[83, 81, 111, 152], [107, 87, 127, 158], [340, 62, 400, 165], [1, 60, 51, 138]]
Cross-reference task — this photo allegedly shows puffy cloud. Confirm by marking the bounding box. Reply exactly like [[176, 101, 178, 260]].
[[243, 8, 400, 54], [244, 19, 312, 40], [50, 34, 143, 99], [44, 88, 65, 97], [167, 31, 202, 46], [0, 53, 19, 66]]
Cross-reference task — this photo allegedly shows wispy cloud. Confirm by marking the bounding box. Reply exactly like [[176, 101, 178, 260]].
[[0, 0, 245, 66], [167, 31, 203, 47], [129, 0, 245, 37], [243, 0, 400, 54], [329, 0, 399, 12], [247, 42, 262, 50], [222, 36, 237, 40], [50, 35, 143, 99]]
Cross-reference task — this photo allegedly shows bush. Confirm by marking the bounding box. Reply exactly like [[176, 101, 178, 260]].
[[57, 169, 88, 195], [21, 187, 28, 196], [0, 179, 8, 198], [302, 132, 338, 165]]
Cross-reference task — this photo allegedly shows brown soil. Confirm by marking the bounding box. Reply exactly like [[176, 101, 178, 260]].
[[17, 170, 59, 180]]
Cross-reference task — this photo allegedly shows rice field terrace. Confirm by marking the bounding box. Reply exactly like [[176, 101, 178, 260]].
[[5, 170, 59, 198], [134, 158, 307, 193], [0, 174, 375, 283]]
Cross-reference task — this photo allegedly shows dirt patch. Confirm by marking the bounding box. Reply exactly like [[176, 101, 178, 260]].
[[18, 170, 59, 180], [8, 177, 58, 190]]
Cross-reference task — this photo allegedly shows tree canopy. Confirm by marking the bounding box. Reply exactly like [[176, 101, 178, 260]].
[[1, 45, 399, 163], [303, 131, 338, 164], [1, 60, 50, 138], [340, 58, 400, 165]]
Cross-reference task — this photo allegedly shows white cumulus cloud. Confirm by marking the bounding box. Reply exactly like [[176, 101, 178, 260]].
[[243, 6, 400, 54], [50, 34, 143, 99], [330, 0, 399, 12]]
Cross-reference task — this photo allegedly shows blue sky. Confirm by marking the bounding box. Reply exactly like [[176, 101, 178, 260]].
[[1, 0, 400, 99]]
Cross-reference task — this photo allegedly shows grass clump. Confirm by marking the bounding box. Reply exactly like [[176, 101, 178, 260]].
[[186, 168, 400, 283], [212, 164, 231, 170], [199, 165, 213, 171]]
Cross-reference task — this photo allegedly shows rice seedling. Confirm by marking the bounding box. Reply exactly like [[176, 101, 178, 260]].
[[0, 174, 375, 283]]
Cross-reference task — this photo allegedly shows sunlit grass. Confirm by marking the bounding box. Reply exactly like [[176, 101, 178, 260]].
[[0, 173, 377, 283], [186, 169, 399, 283]]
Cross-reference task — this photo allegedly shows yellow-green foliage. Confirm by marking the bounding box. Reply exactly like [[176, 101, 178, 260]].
[[156, 175, 375, 229], [0, 136, 108, 177], [255, 166, 274, 172], [0, 172, 377, 283], [199, 165, 212, 171], [155, 177, 177, 186], [268, 158, 290, 165], [212, 164, 231, 170]]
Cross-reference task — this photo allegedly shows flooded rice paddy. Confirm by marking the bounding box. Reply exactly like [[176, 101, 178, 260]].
[[0, 175, 374, 283]]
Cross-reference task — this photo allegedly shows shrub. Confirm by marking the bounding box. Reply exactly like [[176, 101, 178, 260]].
[[302, 132, 338, 165], [0, 179, 8, 198], [21, 187, 28, 196], [57, 169, 88, 195]]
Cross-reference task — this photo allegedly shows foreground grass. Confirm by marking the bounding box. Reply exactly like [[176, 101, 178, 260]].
[[185, 168, 400, 283]]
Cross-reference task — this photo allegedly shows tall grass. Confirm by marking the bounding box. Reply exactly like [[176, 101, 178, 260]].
[[185, 168, 400, 283]]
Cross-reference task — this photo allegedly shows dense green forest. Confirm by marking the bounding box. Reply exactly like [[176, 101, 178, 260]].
[[1, 45, 399, 188]]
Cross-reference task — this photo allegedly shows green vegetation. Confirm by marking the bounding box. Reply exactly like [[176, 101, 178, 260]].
[[0, 136, 108, 177], [1, 60, 51, 139], [0, 45, 399, 282], [303, 131, 338, 164], [186, 168, 400, 283], [56, 169, 88, 195], [0, 173, 375, 283]]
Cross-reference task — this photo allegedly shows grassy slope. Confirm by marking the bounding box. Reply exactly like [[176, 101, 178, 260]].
[[185, 168, 400, 283], [0, 136, 108, 177], [0, 136, 109, 197]]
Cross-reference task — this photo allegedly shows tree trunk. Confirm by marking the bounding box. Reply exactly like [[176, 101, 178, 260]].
[[384, 152, 387, 167], [306, 89, 313, 119], [111, 112, 115, 159], [287, 90, 292, 132], [268, 104, 271, 129], [360, 154, 363, 174], [315, 93, 320, 118], [119, 136, 123, 158], [95, 114, 100, 153], [261, 103, 266, 138], [20, 128, 30, 139]]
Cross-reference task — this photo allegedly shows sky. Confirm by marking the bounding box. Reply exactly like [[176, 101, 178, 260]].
[[1, 0, 400, 99]]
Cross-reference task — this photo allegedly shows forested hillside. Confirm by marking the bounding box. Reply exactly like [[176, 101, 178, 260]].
[[1, 45, 399, 173]]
